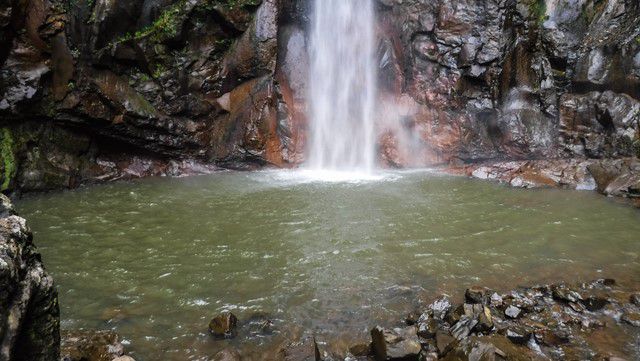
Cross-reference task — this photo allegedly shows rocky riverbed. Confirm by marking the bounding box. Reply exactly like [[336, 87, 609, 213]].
[[202, 279, 640, 360], [60, 278, 640, 360]]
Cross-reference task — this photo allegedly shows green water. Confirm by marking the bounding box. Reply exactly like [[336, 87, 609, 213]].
[[18, 170, 640, 360]]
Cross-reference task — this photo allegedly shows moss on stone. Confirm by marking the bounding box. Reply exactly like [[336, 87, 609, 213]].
[[0, 128, 17, 192], [529, 0, 547, 25]]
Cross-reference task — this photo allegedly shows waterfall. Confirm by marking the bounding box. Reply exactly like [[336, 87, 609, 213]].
[[307, 0, 377, 174]]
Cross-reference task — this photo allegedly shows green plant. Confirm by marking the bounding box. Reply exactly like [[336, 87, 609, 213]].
[[152, 63, 167, 79], [529, 0, 547, 25], [0, 128, 16, 192]]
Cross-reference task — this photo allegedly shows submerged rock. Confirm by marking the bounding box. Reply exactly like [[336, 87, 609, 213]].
[[281, 337, 321, 361], [213, 348, 241, 361], [60, 329, 125, 361], [209, 312, 238, 338]]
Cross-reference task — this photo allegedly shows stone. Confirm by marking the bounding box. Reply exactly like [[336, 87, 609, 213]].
[[371, 326, 421, 361], [208, 312, 238, 338], [465, 286, 486, 304], [212, 348, 241, 361], [582, 296, 609, 311], [630, 294, 640, 306], [504, 305, 521, 319], [349, 342, 371, 357], [475, 306, 493, 332], [504, 327, 531, 345], [435, 330, 456, 356], [282, 337, 321, 361], [451, 316, 478, 340], [113, 357, 136, 361], [416, 314, 439, 339], [429, 297, 452, 321], [552, 284, 583, 303], [621, 312, 640, 327], [60, 330, 125, 361]]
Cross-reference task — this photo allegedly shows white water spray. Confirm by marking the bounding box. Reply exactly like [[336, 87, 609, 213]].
[[307, 0, 377, 174]]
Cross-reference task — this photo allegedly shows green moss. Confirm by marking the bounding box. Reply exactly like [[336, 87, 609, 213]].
[[115, 0, 186, 44], [152, 63, 168, 79], [529, 0, 548, 25], [0, 128, 17, 192]]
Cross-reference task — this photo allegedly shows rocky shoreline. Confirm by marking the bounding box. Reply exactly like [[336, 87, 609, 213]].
[[446, 157, 640, 208], [198, 279, 640, 361], [52, 278, 640, 361]]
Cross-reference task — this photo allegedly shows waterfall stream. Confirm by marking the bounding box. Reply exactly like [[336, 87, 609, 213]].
[[307, 0, 377, 173]]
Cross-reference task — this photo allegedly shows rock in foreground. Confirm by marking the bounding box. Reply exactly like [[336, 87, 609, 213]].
[[0, 194, 60, 361], [362, 279, 639, 360]]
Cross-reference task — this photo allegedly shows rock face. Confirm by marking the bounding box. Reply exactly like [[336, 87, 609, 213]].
[[375, 0, 639, 165], [0, 194, 60, 360], [1, 0, 639, 194], [0, 0, 305, 192]]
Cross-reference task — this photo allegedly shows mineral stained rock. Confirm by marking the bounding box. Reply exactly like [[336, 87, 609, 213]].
[[0, 0, 638, 200]]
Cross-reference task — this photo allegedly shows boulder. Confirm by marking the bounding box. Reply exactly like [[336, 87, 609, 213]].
[[208, 312, 238, 338]]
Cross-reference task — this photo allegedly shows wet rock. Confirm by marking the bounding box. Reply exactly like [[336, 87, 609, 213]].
[[582, 296, 609, 312], [213, 348, 241, 361], [631, 294, 640, 306], [465, 286, 487, 304], [504, 326, 531, 345], [504, 305, 521, 319], [281, 337, 321, 361], [0, 195, 60, 361], [209, 312, 238, 338], [451, 317, 478, 340], [429, 297, 452, 321], [113, 357, 136, 361], [60, 330, 125, 361], [371, 326, 421, 361], [552, 284, 583, 303], [535, 328, 570, 347], [348, 342, 371, 357], [444, 337, 509, 361], [621, 312, 640, 327], [435, 330, 456, 356], [416, 313, 440, 339]]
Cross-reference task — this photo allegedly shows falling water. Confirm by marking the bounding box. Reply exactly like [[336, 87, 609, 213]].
[[307, 0, 377, 173]]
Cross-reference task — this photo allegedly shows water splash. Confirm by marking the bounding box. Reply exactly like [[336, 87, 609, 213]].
[[307, 0, 377, 174]]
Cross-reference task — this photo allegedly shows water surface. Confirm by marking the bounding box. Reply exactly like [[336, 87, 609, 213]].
[[18, 170, 640, 360]]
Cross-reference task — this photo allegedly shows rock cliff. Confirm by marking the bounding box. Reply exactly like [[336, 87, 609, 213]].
[[0, 0, 638, 195]]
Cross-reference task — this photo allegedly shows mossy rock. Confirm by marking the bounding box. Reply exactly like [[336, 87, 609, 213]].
[[0, 128, 17, 192]]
